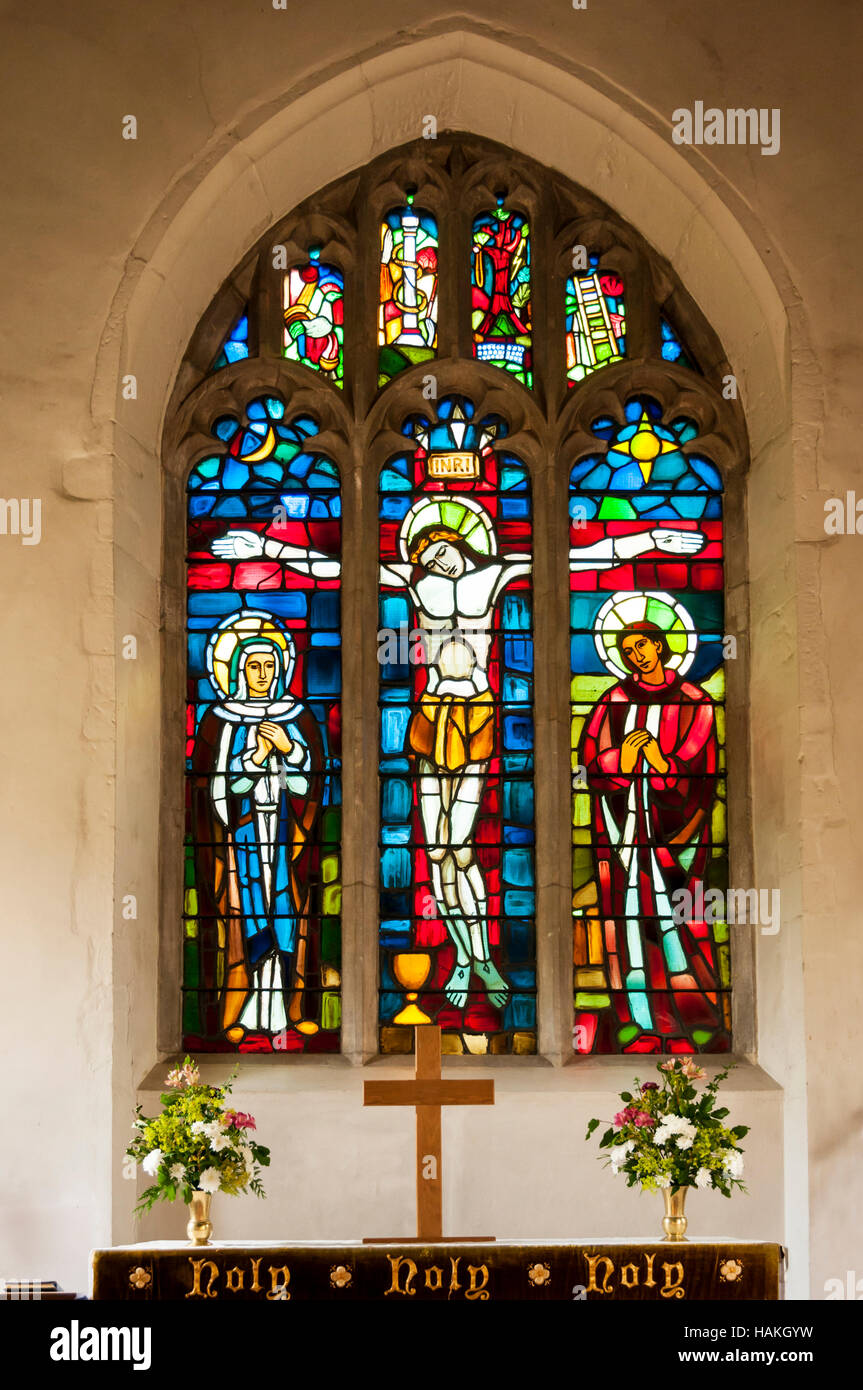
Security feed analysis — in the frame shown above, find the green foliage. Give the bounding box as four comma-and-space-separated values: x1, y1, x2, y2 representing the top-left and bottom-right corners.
124, 1056, 271, 1213
583, 1058, 747, 1198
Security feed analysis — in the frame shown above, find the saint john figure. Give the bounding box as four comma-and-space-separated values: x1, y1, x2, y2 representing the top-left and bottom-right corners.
191, 620, 322, 1044
580, 619, 721, 1047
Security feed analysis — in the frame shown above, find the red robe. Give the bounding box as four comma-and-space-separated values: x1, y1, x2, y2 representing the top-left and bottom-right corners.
580, 667, 721, 1047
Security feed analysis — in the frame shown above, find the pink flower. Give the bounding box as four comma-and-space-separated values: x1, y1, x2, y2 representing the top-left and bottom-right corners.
225, 1110, 256, 1130
614, 1105, 652, 1128
166, 1060, 201, 1090
680, 1058, 707, 1080
660, 1060, 678, 1072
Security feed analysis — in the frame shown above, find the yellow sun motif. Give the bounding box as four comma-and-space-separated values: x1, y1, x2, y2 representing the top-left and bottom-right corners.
622, 411, 677, 482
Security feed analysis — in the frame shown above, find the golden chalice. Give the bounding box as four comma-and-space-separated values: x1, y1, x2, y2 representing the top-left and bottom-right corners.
392, 952, 433, 1026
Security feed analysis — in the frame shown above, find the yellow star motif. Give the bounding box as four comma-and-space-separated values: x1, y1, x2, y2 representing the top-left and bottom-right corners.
622, 411, 677, 482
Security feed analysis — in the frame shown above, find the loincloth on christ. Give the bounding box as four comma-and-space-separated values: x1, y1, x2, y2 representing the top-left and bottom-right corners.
408, 690, 495, 771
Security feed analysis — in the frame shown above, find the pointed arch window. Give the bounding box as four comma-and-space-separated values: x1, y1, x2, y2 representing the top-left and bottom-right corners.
166, 136, 746, 1059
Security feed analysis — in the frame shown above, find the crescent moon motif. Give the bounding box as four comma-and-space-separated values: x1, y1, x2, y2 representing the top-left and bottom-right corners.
239, 426, 276, 463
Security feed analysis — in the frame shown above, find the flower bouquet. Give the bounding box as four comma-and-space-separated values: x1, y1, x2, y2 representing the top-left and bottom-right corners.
585, 1058, 748, 1239
125, 1057, 270, 1243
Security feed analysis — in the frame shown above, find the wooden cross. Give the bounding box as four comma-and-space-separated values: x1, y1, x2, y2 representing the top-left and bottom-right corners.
363, 1025, 495, 1243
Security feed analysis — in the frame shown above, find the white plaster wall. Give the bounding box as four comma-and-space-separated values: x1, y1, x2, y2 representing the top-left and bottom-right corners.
0, 3, 856, 1300
137, 1063, 784, 1250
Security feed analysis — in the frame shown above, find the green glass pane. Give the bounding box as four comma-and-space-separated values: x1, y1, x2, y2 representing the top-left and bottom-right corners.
321, 992, 342, 1031
321, 918, 341, 965
575, 992, 611, 1009
322, 884, 342, 915
598, 497, 636, 520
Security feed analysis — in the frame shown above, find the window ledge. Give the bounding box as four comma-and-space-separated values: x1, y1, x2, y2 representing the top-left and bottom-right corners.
138, 1052, 780, 1095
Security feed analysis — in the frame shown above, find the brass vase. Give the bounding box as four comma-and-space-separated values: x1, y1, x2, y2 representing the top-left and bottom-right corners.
186, 1191, 213, 1246
661, 1187, 689, 1241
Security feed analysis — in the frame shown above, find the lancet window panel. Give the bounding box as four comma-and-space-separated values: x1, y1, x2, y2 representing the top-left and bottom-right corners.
283, 253, 345, 386
378, 202, 439, 387
569, 396, 729, 1056
565, 259, 626, 385
378, 397, 537, 1057
183, 395, 343, 1054
471, 204, 532, 388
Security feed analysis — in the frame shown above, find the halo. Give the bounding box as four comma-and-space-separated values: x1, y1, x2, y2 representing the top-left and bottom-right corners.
398, 494, 496, 562
594, 591, 697, 679
206, 609, 295, 698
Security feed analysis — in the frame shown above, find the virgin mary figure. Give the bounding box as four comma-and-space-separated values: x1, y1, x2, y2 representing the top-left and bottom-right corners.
580, 592, 722, 1048
191, 610, 322, 1044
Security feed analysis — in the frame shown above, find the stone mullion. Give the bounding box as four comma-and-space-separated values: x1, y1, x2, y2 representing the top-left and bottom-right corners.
255, 245, 285, 365
626, 250, 659, 361
438, 194, 461, 363
357, 433, 384, 1062
530, 185, 555, 417
340, 181, 380, 1060
452, 200, 474, 364
337, 436, 368, 1063
532, 431, 573, 1066
351, 177, 380, 421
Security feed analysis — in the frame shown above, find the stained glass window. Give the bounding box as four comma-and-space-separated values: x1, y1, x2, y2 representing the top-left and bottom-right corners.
212, 308, 250, 371
471, 201, 532, 387
378, 200, 438, 387
175, 139, 744, 1063
569, 398, 728, 1055
184, 395, 342, 1053
378, 397, 536, 1055
660, 317, 698, 371
566, 261, 625, 384
283, 250, 344, 385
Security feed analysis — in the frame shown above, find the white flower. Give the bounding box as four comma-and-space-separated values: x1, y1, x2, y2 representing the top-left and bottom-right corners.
190, 1121, 206, 1135
609, 1140, 634, 1174
240, 1144, 254, 1167
655, 1115, 697, 1147
169, 1163, 186, 1182
141, 1148, 163, 1177
655, 1172, 672, 1189
198, 1119, 228, 1145
675, 1137, 693, 1151
695, 1167, 713, 1189
723, 1149, 744, 1179
197, 1168, 221, 1194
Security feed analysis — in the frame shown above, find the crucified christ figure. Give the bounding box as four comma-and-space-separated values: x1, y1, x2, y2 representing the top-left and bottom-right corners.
212, 518, 703, 1009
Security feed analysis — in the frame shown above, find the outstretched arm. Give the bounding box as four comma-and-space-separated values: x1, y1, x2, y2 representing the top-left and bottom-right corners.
490, 556, 532, 604
569, 527, 704, 571
212, 529, 340, 579
379, 561, 413, 588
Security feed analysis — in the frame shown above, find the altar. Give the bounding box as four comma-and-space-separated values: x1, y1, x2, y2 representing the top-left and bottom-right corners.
91, 1239, 784, 1301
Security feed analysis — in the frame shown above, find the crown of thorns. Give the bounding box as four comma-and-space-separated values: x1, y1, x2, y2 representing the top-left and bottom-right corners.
408, 526, 466, 563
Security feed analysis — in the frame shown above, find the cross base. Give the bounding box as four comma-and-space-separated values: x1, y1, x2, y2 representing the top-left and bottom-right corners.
362, 1025, 496, 1245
